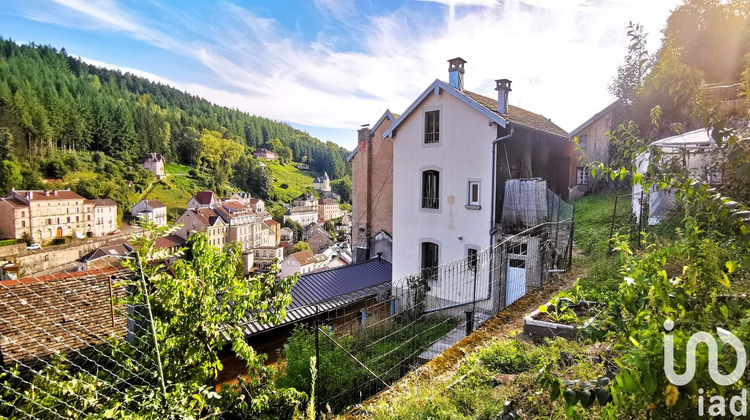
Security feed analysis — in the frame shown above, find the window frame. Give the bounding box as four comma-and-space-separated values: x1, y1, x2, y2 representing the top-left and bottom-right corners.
421, 170, 440, 210
466, 179, 481, 209
424, 110, 440, 144
421, 241, 439, 282
577, 166, 589, 185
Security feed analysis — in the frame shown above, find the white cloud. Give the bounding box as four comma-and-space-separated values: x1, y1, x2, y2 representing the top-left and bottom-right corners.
24, 0, 681, 144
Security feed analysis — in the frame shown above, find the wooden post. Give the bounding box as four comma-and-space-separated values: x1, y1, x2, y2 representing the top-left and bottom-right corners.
608, 195, 619, 254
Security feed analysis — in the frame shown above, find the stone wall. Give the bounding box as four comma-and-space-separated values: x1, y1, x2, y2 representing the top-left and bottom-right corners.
14, 235, 131, 276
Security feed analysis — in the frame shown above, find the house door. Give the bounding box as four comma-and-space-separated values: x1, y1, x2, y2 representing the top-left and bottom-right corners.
56, 227, 63, 238
505, 259, 526, 306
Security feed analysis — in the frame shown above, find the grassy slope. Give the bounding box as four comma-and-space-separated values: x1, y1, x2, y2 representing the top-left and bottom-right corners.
357, 193, 630, 419
267, 160, 319, 203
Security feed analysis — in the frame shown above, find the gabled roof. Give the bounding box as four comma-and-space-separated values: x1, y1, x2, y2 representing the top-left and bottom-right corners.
461, 90, 568, 138
241, 257, 392, 336
192, 191, 218, 205
290, 251, 317, 266
383, 79, 507, 139
382, 79, 567, 139
143, 153, 164, 163
193, 208, 225, 227
155, 234, 186, 249
568, 100, 622, 138
78, 243, 134, 262
136, 199, 166, 209
0, 197, 27, 208
87, 199, 118, 207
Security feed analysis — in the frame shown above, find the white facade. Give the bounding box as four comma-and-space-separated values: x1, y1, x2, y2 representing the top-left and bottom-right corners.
283, 208, 318, 226
391, 87, 495, 283
131, 200, 167, 226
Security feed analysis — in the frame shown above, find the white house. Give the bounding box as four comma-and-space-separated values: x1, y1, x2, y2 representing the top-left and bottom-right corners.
278, 250, 326, 278
131, 199, 167, 226
88, 199, 118, 237
142, 153, 166, 180
313, 172, 331, 192
386, 57, 568, 312
283, 207, 318, 226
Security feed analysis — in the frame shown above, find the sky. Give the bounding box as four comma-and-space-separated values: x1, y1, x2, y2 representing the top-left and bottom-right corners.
1, 0, 683, 150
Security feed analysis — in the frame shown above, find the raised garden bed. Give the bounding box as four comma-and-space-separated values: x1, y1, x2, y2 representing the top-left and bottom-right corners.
523, 300, 600, 339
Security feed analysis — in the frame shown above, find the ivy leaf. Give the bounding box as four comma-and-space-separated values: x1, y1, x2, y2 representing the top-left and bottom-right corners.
726, 260, 739, 274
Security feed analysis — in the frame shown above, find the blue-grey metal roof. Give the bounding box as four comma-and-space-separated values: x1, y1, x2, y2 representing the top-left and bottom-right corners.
241, 257, 392, 336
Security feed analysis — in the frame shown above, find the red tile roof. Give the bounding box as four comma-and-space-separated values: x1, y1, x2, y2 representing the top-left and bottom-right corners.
140, 199, 166, 208
193, 191, 218, 205
88, 199, 118, 207
1, 197, 27, 208
155, 234, 186, 249
11, 190, 84, 201
291, 251, 316, 266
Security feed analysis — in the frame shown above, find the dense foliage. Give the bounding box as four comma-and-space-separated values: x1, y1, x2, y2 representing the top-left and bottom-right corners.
0, 38, 351, 200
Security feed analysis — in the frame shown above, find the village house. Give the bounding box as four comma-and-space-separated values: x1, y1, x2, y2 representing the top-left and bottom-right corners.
0, 189, 117, 242
88, 199, 118, 237
317, 198, 345, 221
76, 243, 133, 271
348, 110, 398, 262
279, 227, 294, 243
253, 246, 285, 269
385, 58, 569, 312
187, 191, 220, 210
263, 219, 281, 246
283, 206, 318, 226
175, 208, 229, 249
308, 229, 334, 253
131, 199, 167, 226
142, 153, 166, 180
292, 192, 318, 209
567, 101, 624, 198
216, 201, 255, 253
252, 148, 278, 160
278, 250, 327, 278
248, 198, 265, 213
229, 192, 253, 206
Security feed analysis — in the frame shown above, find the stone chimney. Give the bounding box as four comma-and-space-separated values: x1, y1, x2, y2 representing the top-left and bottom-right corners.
495, 79, 512, 114
448, 57, 467, 91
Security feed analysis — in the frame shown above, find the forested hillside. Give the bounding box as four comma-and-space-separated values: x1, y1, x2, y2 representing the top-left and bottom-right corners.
0, 38, 351, 202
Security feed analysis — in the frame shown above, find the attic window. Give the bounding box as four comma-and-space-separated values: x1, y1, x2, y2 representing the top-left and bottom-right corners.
424, 110, 440, 144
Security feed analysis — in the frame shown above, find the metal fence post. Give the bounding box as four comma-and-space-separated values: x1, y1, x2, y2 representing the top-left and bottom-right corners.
638, 191, 644, 249
315, 305, 320, 419
568, 204, 575, 269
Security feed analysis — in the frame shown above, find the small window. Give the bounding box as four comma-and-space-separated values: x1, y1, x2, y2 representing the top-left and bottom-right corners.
467, 248, 478, 270
468, 181, 480, 206
578, 135, 588, 149
424, 110, 440, 144
577, 167, 589, 185
421, 242, 439, 270
21, 221, 26, 228
422, 170, 440, 209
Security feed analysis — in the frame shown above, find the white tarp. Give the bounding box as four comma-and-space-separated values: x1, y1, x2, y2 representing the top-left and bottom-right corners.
633, 128, 718, 225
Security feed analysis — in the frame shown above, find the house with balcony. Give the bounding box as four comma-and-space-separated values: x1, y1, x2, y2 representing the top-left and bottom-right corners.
131, 199, 167, 226
386, 57, 569, 313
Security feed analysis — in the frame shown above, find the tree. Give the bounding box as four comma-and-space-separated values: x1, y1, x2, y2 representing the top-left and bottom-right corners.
0, 127, 12, 161
0, 160, 22, 194
331, 176, 352, 204
608, 22, 653, 108
293, 241, 311, 253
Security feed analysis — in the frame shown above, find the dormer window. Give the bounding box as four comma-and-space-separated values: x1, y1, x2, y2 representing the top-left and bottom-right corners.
424, 110, 440, 144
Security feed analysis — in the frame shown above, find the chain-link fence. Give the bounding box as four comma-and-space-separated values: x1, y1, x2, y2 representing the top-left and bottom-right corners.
0, 259, 168, 419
